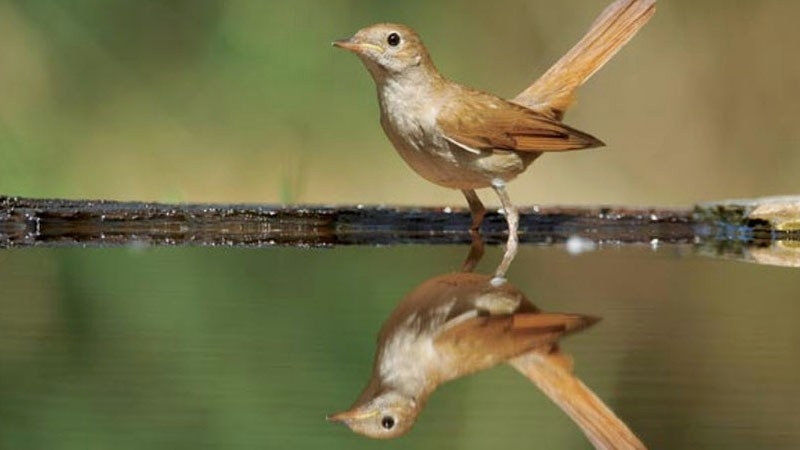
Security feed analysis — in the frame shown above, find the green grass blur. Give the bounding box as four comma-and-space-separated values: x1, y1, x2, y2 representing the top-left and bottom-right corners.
1, 0, 798, 206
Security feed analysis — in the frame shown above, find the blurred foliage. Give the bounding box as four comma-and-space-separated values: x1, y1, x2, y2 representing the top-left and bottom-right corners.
0, 0, 798, 205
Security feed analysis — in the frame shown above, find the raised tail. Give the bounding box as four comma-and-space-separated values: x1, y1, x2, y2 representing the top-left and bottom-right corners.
513, 0, 656, 120
509, 350, 648, 450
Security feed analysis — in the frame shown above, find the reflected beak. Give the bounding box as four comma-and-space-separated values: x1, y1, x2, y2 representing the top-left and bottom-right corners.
332, 38, 383, 54
326, 408, 376, 423
326, 411, 350, 423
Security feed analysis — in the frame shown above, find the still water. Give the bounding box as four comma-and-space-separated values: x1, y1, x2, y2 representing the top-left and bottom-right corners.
1, 244, 798, 449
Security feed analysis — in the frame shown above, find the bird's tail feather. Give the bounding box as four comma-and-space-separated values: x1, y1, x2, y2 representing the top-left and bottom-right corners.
514, 0, 656, 120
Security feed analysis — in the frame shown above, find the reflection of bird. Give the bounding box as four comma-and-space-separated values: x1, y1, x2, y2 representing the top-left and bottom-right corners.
328, 272, 599, 439
334, 0, 656, 280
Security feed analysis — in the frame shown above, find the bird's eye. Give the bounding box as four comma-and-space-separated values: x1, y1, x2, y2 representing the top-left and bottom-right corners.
380, 415, 396, 430
387, 32, 401, 47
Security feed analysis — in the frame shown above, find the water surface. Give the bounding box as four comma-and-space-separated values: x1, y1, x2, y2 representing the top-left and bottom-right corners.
1, 244, 798, 449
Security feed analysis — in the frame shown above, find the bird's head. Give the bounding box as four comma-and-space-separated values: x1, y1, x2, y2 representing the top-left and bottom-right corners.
333, 23, 435, 81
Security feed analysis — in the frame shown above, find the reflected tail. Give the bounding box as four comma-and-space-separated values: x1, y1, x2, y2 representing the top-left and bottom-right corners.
509, 351, 647, 450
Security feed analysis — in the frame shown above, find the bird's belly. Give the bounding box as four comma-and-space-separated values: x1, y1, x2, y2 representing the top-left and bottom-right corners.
387, 132, 541, 190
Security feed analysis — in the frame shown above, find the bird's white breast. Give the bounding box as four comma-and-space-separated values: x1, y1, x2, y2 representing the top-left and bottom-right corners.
379, 78, 444, 153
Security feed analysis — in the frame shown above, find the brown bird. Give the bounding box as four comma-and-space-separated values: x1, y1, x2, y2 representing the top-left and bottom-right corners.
327, 272, 646, 448
333, 0, 656, 280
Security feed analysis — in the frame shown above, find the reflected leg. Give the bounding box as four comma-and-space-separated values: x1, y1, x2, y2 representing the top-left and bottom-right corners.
490, 178, 518, 283
460, 229, 485, 273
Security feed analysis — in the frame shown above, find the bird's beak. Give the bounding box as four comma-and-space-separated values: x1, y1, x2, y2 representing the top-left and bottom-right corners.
332, 38, 383, 54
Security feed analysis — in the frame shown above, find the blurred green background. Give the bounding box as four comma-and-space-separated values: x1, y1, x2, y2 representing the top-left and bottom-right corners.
1, 0, 798, 206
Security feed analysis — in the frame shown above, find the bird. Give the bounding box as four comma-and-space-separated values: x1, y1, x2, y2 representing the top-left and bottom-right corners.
333, 0, 656, 281
326, 271, 634, 444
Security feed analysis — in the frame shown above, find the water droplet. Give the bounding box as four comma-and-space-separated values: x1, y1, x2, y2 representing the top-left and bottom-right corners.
566, 235, 597, 255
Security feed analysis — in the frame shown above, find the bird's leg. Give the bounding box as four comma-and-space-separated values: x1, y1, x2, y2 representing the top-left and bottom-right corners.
461, 189, 486, 232
460, 189, 486, 273
490, 178, 519, 284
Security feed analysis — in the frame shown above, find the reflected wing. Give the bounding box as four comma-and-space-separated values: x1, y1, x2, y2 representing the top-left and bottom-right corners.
437, 95, 604, 153
435, 311, 599, 358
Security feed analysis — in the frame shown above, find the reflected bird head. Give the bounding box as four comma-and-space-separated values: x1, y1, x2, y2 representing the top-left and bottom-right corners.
327, 390, 419, 439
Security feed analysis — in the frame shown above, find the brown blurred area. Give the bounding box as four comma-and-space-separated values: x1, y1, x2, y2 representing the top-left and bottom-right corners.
1, 0, 798, 206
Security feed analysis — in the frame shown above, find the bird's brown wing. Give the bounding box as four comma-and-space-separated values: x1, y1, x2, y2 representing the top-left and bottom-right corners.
437, 95, 604, 153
